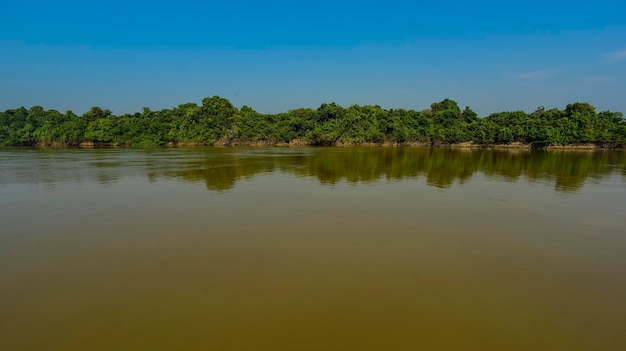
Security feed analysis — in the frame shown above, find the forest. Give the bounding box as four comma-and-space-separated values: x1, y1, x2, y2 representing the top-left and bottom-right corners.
1, 96, 624, 147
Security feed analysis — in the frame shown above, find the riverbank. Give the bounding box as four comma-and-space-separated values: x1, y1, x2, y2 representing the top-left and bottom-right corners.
21, 140, 624, 149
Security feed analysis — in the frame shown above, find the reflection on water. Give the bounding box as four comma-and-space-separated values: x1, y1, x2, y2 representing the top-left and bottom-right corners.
0, 147, 624, 192
1, 147, 625, 351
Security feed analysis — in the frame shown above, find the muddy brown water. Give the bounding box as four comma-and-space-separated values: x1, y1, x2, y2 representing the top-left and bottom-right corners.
1, 147, 625, 350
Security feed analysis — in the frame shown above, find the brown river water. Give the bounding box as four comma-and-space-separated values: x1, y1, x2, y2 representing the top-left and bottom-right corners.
1, 147, 625, 350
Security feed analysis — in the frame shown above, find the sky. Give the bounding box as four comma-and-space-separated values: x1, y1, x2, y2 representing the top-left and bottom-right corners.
1, 0, 625, 116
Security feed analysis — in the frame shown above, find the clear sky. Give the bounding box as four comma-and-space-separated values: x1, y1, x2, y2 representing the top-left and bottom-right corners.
1, 0, 625, 116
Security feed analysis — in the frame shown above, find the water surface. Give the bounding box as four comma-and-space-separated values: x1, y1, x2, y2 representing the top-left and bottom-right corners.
1, 147, 625, 350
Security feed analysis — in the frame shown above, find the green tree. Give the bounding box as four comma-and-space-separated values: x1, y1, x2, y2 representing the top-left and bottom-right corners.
431, 98, 461, 113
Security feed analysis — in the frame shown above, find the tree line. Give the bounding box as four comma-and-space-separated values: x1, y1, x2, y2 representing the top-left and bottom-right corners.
1, 96, 625, 147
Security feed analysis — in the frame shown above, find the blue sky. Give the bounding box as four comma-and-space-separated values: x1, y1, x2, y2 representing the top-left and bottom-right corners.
1, 0, 625, 116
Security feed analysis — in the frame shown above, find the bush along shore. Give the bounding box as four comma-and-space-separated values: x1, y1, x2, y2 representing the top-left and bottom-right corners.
1, 97, 625, 148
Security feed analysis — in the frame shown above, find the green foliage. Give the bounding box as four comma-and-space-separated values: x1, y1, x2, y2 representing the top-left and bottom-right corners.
431, 98, 461, 113
462, 106, 478, 123
0, 97, 624, 147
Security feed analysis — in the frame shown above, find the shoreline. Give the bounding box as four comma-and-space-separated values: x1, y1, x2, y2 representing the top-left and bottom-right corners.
15, 140, 625, 150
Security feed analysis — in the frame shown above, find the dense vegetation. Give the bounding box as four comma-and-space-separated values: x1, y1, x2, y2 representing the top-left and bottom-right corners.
1, 96, 624, 147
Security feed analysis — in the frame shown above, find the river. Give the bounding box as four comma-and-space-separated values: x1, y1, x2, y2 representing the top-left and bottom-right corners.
1, 147, 625, 350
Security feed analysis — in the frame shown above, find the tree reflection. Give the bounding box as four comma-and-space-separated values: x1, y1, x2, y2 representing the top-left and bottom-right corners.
165, 148, 625, 192
2, 148, 623, 192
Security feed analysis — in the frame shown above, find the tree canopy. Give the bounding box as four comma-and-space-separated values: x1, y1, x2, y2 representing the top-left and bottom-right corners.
1, 97, 624, 147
